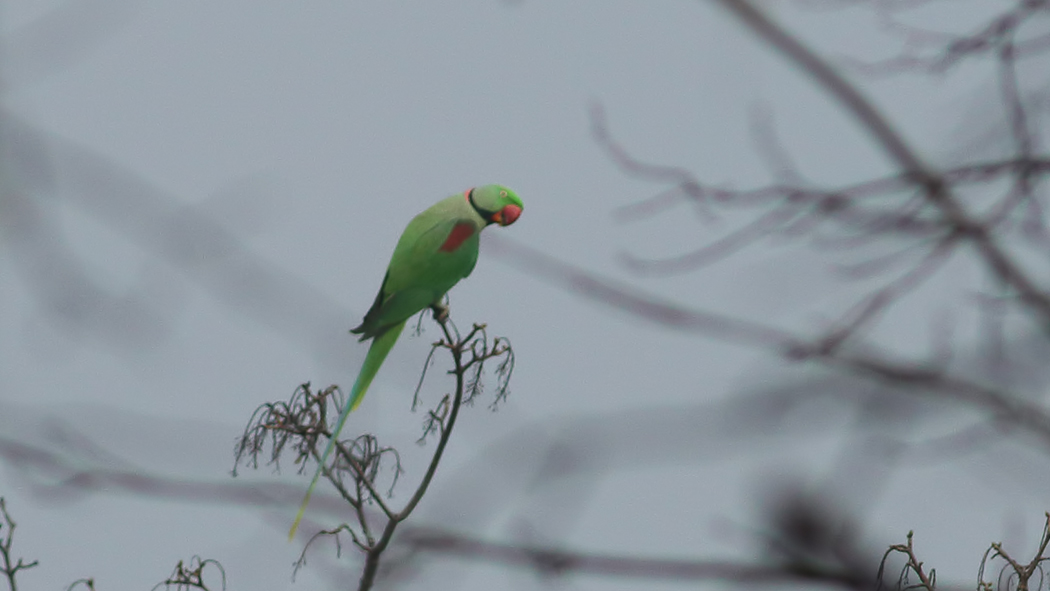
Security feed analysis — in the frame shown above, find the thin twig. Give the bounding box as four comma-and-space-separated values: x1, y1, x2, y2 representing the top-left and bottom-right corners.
0, 498, 39, 591
879, 531, 935, 591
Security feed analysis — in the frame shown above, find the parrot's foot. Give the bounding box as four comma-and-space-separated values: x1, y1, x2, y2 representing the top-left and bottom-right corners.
430, 302, 450, 324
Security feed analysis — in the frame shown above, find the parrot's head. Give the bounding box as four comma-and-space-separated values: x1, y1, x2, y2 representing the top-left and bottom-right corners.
469, 184, 523, 227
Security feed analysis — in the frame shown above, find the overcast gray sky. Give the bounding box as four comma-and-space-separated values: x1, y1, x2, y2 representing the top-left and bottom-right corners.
2, 1, 1049, 589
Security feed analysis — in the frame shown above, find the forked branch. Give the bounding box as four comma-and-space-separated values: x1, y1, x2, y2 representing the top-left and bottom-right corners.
233, 310, 513, 591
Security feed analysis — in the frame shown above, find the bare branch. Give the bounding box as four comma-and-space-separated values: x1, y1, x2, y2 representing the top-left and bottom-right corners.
0, 499, 38, 591
977, 513, 1050, 591
151, 556, 226, 591
879, 531, 936, 591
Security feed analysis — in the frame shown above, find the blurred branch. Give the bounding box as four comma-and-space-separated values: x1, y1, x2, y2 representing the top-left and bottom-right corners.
855, 0, 1050, 73
512, 1, 1050, 487
488, 233, 797, 345
0, 112, 358, 369
490, 234, 1050, 448
1, 0, 146, 90
0, 431, 298, 508
0, 380, 1031, 590
400, 527, 868, 587
718, 0, 929, 174
391, 490, 888, 589
714, 0, 1050, 330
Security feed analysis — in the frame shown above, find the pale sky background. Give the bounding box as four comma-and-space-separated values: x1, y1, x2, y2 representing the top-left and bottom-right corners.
1, 0, 1049, 589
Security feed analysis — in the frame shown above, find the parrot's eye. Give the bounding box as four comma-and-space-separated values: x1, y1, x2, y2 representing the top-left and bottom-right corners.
500, 190, 507, 198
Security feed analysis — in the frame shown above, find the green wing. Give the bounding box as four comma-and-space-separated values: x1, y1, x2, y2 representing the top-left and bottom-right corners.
352, 198, 482, 340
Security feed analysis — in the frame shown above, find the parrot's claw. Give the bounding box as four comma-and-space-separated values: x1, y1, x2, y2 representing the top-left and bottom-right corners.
430, 302, 450, 324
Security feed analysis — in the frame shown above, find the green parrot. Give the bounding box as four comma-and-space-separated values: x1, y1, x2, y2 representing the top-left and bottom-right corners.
288, 184, 523, 539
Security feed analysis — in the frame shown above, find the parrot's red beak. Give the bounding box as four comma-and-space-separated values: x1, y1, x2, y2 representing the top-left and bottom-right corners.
493, 204, 522, 226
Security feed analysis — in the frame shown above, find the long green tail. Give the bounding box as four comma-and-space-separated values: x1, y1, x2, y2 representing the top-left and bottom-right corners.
287, 320, 406, 541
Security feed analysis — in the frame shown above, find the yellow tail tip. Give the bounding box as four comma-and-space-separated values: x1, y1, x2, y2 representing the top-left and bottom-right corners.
288, 496, 310, 542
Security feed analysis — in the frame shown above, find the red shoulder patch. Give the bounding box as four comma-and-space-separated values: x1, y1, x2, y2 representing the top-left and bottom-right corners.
439, 222, 476, 252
